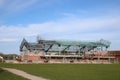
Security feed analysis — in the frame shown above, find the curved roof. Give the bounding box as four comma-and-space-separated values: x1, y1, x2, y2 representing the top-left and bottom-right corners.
20, 38, 111, 52
55, 39, 110, 48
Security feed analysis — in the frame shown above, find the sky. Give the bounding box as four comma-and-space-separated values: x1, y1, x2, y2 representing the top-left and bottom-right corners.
0, 0, 120, 54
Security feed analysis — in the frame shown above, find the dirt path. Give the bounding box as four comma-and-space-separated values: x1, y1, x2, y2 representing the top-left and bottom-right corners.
2, 68, 49, 80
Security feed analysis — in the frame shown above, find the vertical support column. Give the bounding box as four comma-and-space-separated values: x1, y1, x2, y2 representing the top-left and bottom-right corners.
77, 46, 80, 63
23, 51, 25, 62
107, 48, 110, 64
58, 45, 61, 55
108, 57, 110, 64
58, 45, 61, 62
106, 47, 107, 53
21, 52, 24, 62
37, 50, 39, 63
49, 52, 51, 63
63, 57, 65, 63
78, 46, 80, 56
82, 46, 85, 59
85, 47, 88, 59
27, 50, 29, 62
117, 58, 119, 64
98, 56, 100, 64
97, 47, 100, 64
101, 46, 103, 51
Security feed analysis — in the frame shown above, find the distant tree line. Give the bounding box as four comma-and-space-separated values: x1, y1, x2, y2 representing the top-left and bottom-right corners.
0, 52, 19, 60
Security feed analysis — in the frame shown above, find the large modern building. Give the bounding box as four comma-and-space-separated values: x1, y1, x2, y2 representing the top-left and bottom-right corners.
20, 38, 114, 63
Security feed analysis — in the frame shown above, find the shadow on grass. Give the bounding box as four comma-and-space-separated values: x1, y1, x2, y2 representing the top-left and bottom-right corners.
0, 68, 4, 73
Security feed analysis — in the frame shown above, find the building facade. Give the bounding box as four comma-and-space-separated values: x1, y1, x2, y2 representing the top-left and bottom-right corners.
108, 50, 120, 63
20, 38, 113, 63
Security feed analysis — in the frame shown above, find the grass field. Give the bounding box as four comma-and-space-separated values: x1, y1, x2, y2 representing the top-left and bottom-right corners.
0, 68, 28, 80
0, 63, 120, 80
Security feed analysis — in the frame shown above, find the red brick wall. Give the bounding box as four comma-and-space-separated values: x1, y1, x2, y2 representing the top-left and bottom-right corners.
108, 50, 120, 58
23, 55, 42, 61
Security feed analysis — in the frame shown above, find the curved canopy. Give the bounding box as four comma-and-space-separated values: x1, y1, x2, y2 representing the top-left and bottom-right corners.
20, 39, 111, 53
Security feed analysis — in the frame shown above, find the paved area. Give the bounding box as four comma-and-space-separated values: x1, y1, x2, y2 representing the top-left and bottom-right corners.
2, 68, 49, 80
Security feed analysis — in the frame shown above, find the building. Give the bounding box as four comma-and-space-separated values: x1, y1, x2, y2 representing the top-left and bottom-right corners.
108, 50, 120, 63
20, 38, 112, 63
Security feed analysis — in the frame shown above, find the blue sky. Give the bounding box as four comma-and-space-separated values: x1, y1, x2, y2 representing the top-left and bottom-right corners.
0, 0, 120, 54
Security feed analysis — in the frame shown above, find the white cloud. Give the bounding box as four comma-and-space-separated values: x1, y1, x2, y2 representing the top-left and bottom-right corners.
0, 38, 17, 42
0, 15, 120, 42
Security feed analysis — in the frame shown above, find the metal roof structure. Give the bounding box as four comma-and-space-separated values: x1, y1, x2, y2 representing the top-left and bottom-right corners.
20, 39, 43, 51
20, 38, 111, 53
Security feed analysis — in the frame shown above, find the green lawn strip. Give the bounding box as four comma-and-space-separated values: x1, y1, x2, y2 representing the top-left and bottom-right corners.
0, 67, 28, 80
0, 63, 120, 80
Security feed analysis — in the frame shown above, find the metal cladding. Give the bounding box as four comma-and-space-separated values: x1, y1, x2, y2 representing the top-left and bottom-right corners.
20, 38, 110, 53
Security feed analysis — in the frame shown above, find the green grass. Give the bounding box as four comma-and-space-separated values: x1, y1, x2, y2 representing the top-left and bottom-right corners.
0, 68, 28, 80
0, 63, 120, 80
